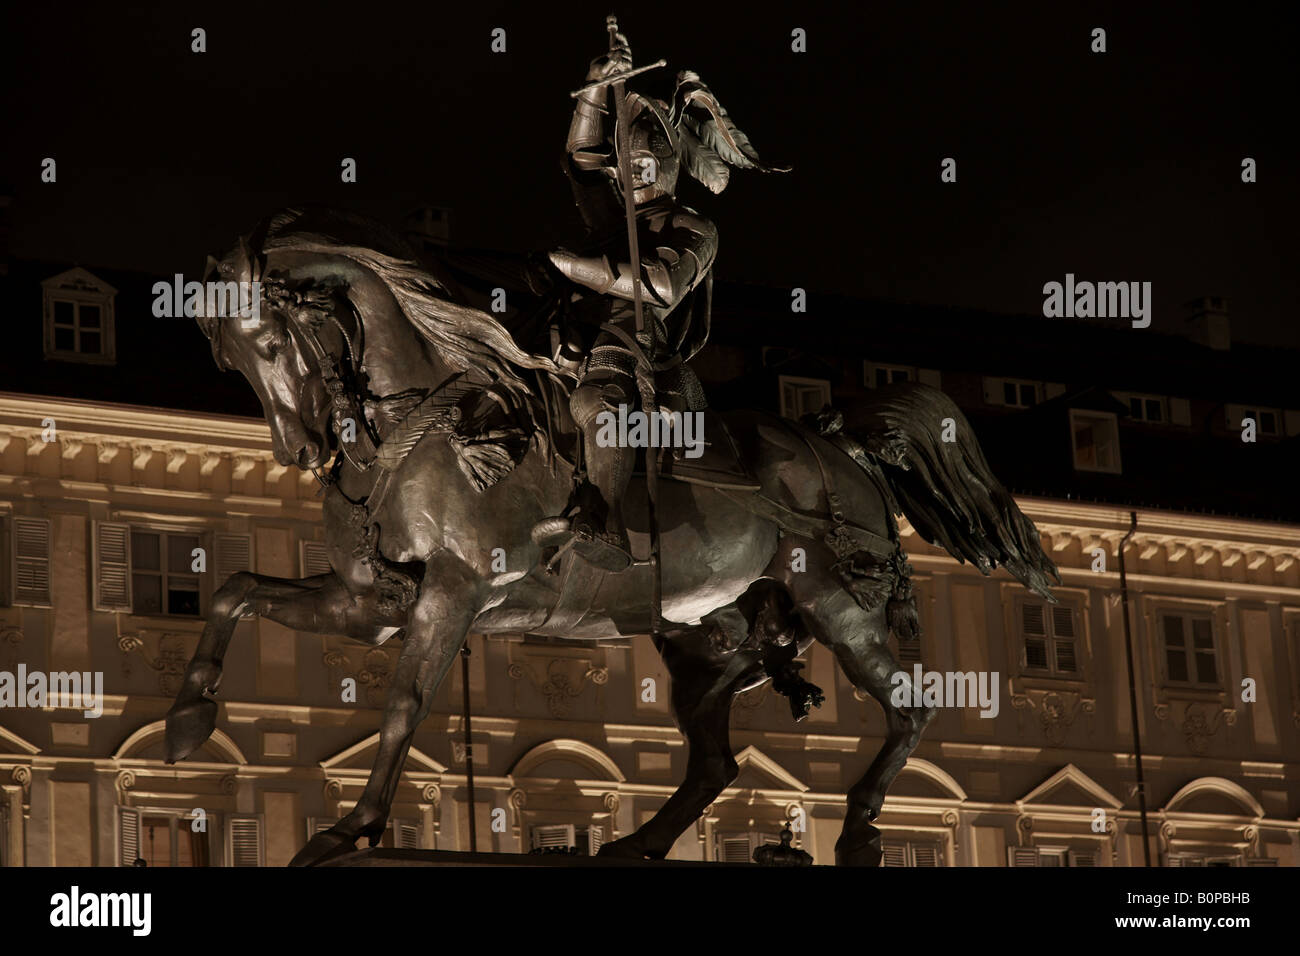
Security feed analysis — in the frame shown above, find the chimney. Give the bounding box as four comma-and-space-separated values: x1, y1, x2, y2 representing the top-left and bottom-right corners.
402, 203, 451, 250
1185, 296, 1230, 350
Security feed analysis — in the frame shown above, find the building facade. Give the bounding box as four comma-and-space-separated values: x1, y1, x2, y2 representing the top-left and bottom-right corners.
1, 263, 1297, 867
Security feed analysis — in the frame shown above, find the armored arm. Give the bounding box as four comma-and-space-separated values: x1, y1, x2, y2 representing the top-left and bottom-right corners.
549, 210, 717, 310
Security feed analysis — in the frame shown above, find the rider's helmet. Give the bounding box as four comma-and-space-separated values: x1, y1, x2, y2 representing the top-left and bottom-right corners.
613, 94, 681, 205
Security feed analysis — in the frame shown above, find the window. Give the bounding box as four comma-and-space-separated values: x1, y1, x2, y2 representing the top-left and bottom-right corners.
1008, 847, 1098, 866
94, 522, 206, 616
1160, 612, 1219, 687
714, 829, 780, 863
529, 823, 604, 856
1116, 392, 1167, 423
1020, 601, 1079, 675
131, 530, 202, 616
41, 268, 116, 363
864, 362, 915, 388
1070, 409, 1122, 473
882, 839, 944, 866
984, 377, 1040, 408
1227, 404, 1281, 437
778, 376, 832, 420
117, 808, 210, 867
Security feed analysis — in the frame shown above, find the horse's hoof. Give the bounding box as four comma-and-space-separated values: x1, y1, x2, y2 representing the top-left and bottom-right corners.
289, 829, 362, 867
163, 696, 218, 764
596, 837, 648, 860
834, 824, 883, 866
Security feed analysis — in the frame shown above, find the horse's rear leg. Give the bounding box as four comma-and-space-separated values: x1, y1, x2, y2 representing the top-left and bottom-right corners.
165, 571, 402, 763
804, 588, 936, 865
599, 622, 761, 860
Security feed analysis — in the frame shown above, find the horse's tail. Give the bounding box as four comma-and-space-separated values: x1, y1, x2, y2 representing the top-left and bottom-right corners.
810, 382, 1059, 603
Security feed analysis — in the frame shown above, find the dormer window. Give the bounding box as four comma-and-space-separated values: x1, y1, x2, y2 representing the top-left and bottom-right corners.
42, 267, 116, 364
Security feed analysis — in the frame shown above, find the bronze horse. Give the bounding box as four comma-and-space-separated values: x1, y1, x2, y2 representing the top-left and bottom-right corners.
164, 206, 1057, 866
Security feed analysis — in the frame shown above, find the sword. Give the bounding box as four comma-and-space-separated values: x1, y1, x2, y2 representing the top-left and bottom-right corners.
602, 15, 664, 639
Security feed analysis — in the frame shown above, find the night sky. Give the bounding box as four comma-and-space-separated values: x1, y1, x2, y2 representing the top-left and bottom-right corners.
3, 1, 1296, 345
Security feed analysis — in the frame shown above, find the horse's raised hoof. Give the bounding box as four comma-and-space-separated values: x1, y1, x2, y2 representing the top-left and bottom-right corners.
596, 836, 651, 860
834, 824, 883, 866
163, 695, 218, 764
289, 828, 362, 867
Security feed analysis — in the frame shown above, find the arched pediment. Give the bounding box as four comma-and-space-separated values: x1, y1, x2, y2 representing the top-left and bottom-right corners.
1164, 777, 1263, 818
509, 739, 625, 782
114, 720, 246, 765
891, 757, 967, 801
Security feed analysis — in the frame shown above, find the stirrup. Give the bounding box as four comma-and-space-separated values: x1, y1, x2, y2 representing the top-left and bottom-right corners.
572, 524, 632, 572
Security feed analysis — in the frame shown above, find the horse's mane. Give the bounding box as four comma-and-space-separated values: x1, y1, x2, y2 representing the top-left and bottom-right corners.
251, 207, 574, 478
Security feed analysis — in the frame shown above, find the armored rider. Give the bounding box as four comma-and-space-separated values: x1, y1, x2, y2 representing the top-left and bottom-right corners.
543, 30, 786, 572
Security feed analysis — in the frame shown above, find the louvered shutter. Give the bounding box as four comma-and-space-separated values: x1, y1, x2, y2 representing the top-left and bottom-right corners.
881, 842, 909, 867
118, 807, 141, 866
1008, 847, 1040, 867
306, 818, 334, 840
1051, 605, 1078, 673
301, 541, 332, 577
912, 843, 943, 867
1069, 849, 1098, 867
93, 521, 132, 611
719, 835, 751, 863
227, 815, 264, 867
0, 799, 7, 867
1022, 603, 1048, 669
214, 533, 252, 584
531, 824, 574, 851
392, 819, 420, 849
12, 517, 52, 605
587, 825, 604, 855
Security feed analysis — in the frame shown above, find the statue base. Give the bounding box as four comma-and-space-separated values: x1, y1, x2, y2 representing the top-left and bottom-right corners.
321, 848, 724, 867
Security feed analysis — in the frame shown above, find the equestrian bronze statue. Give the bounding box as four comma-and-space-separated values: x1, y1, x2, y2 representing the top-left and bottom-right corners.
164, 28, 1058, 868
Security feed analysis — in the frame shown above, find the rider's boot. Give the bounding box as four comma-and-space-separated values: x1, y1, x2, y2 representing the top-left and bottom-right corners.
569, 434, 634, 572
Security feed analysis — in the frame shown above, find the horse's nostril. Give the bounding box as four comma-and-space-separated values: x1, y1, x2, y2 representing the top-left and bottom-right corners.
297, 444, 319, 467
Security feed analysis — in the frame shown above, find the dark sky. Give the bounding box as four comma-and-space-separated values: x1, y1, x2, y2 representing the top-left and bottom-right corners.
3, 1, 1296, 345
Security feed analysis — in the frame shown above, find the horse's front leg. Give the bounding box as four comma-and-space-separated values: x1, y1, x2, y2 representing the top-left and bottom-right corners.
165, 571, 402, 763
290, 551, 485, 866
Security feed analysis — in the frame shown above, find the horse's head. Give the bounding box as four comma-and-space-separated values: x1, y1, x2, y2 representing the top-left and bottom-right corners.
198, 239, 340, 472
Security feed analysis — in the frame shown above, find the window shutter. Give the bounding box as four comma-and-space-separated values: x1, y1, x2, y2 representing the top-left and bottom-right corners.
301, 541, 332, 577
392, 819, 420, 849
911, 843, 942, 867
1022, 603, 1048, 669
1008, 847, 1040, 867
1069, 849, 1098, 867
214, 533, 252, 583
587, 825, 604, 856
1169, 398, 1192, 427
882, 842, 909, 867
1246, 857, 1278, 867
719, 835, 752, 863
306, 818, 334, 840
227, 815, 264, 867
531, 824, 574, 851
917, 368, 942, 388
12, 517, 52, 605
0, 799, 7, 867
1051, 605, 1078, 673
118, 807, 141, 866
93, 521, 132, 611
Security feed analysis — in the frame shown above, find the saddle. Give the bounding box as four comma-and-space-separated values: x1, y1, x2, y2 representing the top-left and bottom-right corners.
631, 407, 760, 491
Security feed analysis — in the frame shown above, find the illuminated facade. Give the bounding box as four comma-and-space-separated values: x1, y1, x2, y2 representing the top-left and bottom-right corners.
1, 267, 1297, 867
